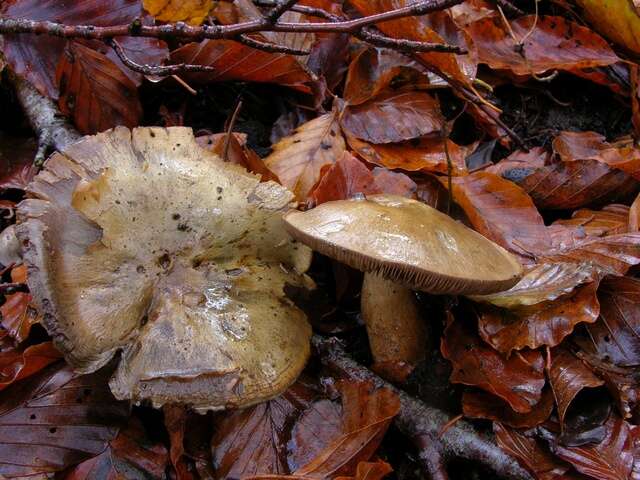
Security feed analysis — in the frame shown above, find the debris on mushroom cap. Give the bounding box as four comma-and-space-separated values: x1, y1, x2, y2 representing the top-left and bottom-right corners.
15, 126, 313, 411
283, 194, 523, 295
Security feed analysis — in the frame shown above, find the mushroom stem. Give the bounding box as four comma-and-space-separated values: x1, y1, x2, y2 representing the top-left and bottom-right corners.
361, 273, 426, 380
313, 336, 533, 480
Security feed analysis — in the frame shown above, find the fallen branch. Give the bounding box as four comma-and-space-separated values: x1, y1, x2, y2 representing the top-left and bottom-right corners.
313, 336, 533, 480
9, 73, 80, 166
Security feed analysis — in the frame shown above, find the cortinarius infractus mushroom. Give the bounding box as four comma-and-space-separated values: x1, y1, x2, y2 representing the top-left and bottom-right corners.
283, 195, 523, 373
16, 127, 313, 411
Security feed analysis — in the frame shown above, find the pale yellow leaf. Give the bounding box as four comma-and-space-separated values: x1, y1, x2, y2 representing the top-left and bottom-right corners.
143, 0, 213, 25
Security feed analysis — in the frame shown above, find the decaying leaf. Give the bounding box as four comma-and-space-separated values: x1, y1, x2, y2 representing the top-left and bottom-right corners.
0, 291, 39, 343
17, 127, 313, 411
0, 342, 61, 391
463, 389, 554, 429
441, 318, 545, 413
143, 0, 213, 25
0, 362, 130, 478
264, 110, 346, 201
576, 0, 640, 55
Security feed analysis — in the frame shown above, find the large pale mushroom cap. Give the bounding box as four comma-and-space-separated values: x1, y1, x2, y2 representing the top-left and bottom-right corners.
16, 127, 313, 411
283, 195, 522, 295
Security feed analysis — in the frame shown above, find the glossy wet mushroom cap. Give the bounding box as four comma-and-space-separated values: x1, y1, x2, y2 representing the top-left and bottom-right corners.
283, 194, 523, 295
16, 126, 313, 411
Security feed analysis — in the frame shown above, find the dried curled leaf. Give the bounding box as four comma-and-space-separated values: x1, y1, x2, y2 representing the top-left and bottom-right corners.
143, 0, 213, 25
463, 389, 554, 429
17, 127, 313, 411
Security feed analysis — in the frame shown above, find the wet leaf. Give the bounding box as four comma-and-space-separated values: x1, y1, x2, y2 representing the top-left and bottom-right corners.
465, 16, 618, 75
549, 205, 630, 250
309, 152, 415, 205
335, 461, 393, 480
471, 262, 596, 308
0, 292, 39, 343
477, 281, 600, 354
551, 416, 634, 480
463, 388, 554, 428
170, 40, 313, 93
576, 0, 640, 55
0, 343, 61, 391
441, 318, 545, 413
549, 348, 604, 426
0, 134, 38, 191
630, 192, 640, 231
447, 171, 551, 259
264, 110, 346, 201
56, 41, 142, 134
0, 362, 130, 477
163, 404, 192, 480
495, 423, 574, 479
64, 417, 169, 479
143, 0, 213, 25
583, 276, 640, 367
340, 91, 443, 144
348, 135, 472, 176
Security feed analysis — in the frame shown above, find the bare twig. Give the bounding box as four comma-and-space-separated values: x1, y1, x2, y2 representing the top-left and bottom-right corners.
223, 97, 244, 162
313, 336, 533, 480
237, 34, 309, 55
9, 73, 80, 166
265, 0, 300, 23
496, 0, 526, 16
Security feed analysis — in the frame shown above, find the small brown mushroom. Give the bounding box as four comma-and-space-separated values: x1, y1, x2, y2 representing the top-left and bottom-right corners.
16, 126, 313, 411
283, 195, 523, 374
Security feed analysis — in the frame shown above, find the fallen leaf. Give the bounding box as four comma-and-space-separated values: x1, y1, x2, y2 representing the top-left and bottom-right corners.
549, 205, 630, 250
264, 110, 346, 201
549, 348, 604, 426
582, 276, 640, 367
170, 40, 314, 93
64, 417, 169, 479
340, 91, 443, 144
447, 171, 551, 259
0, 133, 38, 190
348, 134, 472, 176
494, 423, 573, 479
143, 0, 213, 25
0, 362, 130, 477
0, 343, 61, 391
163, 404, 192, 480
550, 416, 634, 480
441, 318, 545, 413
56, 41, 142, 134
477, 281, 600, 354
465, 16, 619, 75
575, 0, 640, 55
470, 262, 596, 308
309, 152, 415, 205
0, 292, 39, 343
463, 388, 554, 428
335, 461, 393, 480
630, 191, 640, 231
0, 0, 156, 98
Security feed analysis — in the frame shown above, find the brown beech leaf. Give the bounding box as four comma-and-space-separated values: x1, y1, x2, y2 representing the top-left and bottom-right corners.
340, 91, 443, 144
463, 388, 554, 429
470, 262, 596, 308
494, 423, 574, 479
0, 0, 162, 98
310, 152, 415, 205
441, 319, 545, 413
143, 0, 213, 25
211, 381, 317, 479
492, 154, 638, 211
0, 292, 39, 343
348, 135, 472, 176
343, 47, 431, 106
0, 133, 38, 191
293, 381, 400, 478
549, 205, 630, 250
56, 41, 142, 134
582, 276, 640, 367
0, 342, 62, 391
553, 131, 640, 180
335, 461, 393, 480
447, 171, 551, 259
64, 417, 169, 480
0, 362, 130, 477
170, 40, 313, 93
541, 233, 640, 275
549, 348, 604, 426
348, 0, 474, 87
264, 111, 346, 201
465, 16, 618, 75
630, 192, 640, 231
197, 132, 279, 183
477, 281, 600, 354
163, 404, 192, 480
551, 416, 634, 480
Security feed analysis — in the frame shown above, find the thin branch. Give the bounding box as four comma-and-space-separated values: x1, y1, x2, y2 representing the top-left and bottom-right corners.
236, 34, 309, 55
313, 336, 533, 480
496, 0, 526, 16
9, 73, 80, 166
358, 27, 466, 54
109, 39, 215, 75
265, 0, 300, 23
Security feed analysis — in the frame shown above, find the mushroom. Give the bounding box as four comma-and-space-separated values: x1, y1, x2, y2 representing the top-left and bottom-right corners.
16, 126, 313, 411
283, 195, 523, 375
